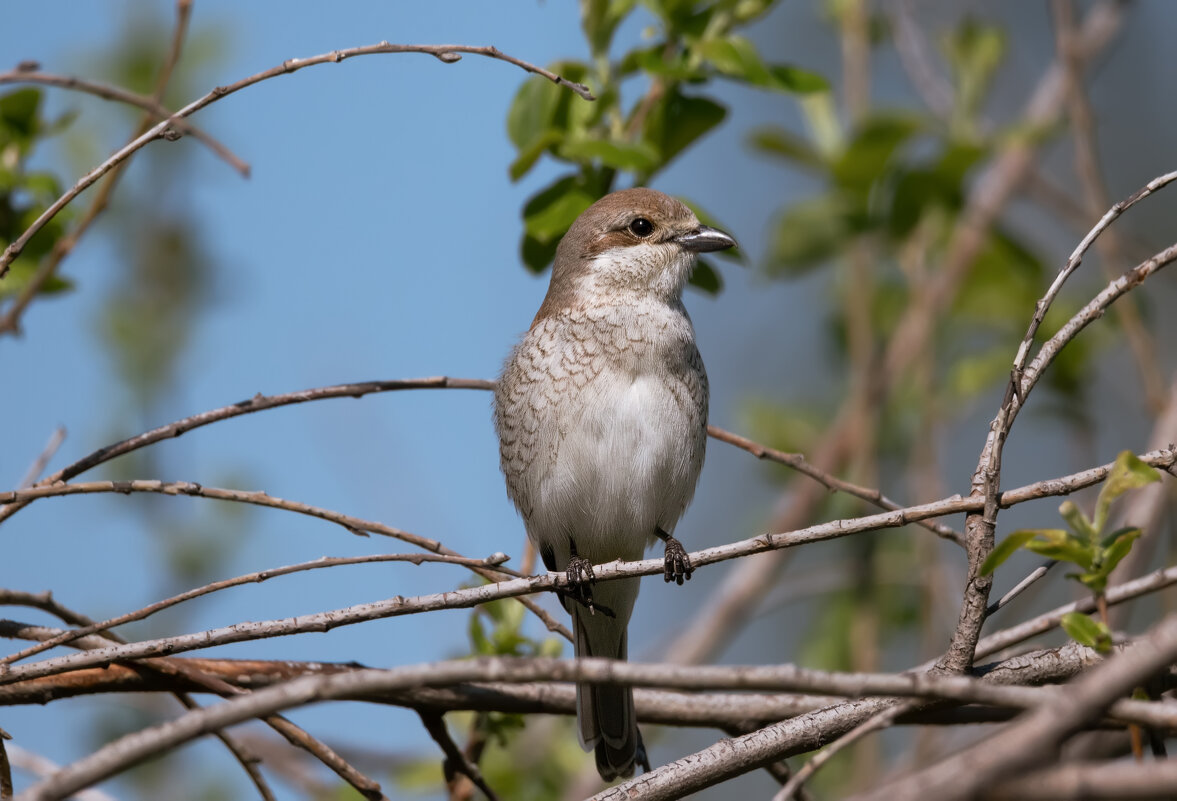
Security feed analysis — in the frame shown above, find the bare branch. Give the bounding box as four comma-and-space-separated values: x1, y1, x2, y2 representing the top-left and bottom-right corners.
984, 759, 1177, 800
417, 711, 501, 801
16, 644, 1177, 801
708, 425, 965, 546
851, 614, 1177, 801
3, 551, 513, 666
15, 428, 65, 490
0, 43, 592, 278
0, 70, 248, 176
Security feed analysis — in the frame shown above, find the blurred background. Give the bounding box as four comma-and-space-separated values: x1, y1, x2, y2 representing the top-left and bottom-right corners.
2, 1, 1176, 798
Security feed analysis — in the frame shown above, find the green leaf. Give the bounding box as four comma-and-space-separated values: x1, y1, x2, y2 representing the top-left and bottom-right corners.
697, 35, 774, 85
617, 44, 702, 81
767, 64, 830, 94
1100, 527, 1142, 575
581, 0, 638, 57
766, 193, 858, 276
1023, 529, 1094, 571
0, 258, 74, 298
0, 88, 42, 146
747, 126, 825, 171
1060, 612, 1110, 653
980, 530, 1040, 575
1094, 450, 1162, 532
522, 175, 598, 243
521, 233, 560, 274
943, 17, 1005, 123
688, 257, 722, 294
832, 113, 922, 194
558, 137, 660, 172
641, 87, 726, 173
507, 129, 563, 181
1058, 500, 1097, 543
506, 62, 592, 179
696, 36, 827, 94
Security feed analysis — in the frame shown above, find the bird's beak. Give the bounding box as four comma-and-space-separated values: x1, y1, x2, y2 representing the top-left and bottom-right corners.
676, 225, 737, 253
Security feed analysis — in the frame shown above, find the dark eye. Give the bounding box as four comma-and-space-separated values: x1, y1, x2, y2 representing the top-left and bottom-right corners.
628, 217, 654, 237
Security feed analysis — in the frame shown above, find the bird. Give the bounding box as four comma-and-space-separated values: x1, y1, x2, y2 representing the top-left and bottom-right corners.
494, 187, 736, 780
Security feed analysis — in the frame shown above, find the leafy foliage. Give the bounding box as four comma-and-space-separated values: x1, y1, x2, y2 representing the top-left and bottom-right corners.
982, 451, 1161, 652
505, 0, 825, 289
0, 89, 76, 300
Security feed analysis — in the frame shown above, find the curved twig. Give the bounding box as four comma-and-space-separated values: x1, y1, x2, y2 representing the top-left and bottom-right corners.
0, 43, 592, 278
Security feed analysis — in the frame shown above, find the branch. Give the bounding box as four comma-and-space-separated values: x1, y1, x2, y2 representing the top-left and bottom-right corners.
851, 613, 1177, 801
2, 551, 513, 666
984, 759, 1177, 800
0, 70, 248, 176
0, 43, 592, 278
15, 647, 1177, 801
3, 445, 1174, 687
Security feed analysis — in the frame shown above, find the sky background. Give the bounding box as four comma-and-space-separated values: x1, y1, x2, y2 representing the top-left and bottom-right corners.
3, 2, 1176, 799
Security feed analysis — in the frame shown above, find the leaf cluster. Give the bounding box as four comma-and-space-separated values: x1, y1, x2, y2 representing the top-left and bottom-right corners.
508, 0, 827, 291
982, 451, 1162, 652
0, 88, 76, 300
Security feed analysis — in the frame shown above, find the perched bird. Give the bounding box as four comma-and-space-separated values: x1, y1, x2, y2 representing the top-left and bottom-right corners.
494, 187, 736, 780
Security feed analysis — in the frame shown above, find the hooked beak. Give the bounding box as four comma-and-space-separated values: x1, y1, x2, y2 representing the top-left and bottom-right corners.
676, 225, 738, 253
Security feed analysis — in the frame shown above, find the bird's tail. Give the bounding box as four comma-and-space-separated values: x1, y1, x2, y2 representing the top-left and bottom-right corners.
572, 601, 643, 781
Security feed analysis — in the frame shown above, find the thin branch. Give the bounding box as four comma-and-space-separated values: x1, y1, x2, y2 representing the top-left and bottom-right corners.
0, 376, 493, 526
0, 43, 592, 278
986, 560, 1058, 616
775, 702, 912, 800
707, 425, 965, 546
3, 744, 117, 801
417, 711, 501, 801
0, 71, 247, 176
2, 551, 516, 666
15, 428, 65, 490
984, 758, 1177, 800
1052, 0, 1166, 411
975, 563, 1177, 661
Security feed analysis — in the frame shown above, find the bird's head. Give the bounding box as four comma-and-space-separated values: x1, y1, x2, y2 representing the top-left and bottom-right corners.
545, 187, 737, 307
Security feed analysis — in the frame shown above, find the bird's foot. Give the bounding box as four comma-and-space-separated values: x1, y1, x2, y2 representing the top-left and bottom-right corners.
661, 535, 693, 585
566, 554, 597, 613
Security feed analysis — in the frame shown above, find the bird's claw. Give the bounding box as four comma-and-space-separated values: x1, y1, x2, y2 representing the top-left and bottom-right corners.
566, 554, 596, 612
662, 536, 693, 585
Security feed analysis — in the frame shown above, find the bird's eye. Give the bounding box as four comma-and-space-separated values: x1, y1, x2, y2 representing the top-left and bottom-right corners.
628, 217, 654, 237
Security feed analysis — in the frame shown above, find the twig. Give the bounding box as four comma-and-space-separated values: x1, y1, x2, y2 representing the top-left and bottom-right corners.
986, 560, 1058, 616
0, 71, 247, 176
3, 744, 117, 801
0, 376, 493, 526
1052, 0, 1166, 411
775, 701, 912, 800
975, 563, 1177, 661
2, 551, 516, 666
15, 428, 65, 490
0, 43, 592, 278
707, 425, 965, 546
417, 711, 500, 801
984, 758, 1177, 799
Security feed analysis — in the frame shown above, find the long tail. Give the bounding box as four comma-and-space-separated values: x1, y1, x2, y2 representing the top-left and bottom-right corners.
573, 602, 641, 780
